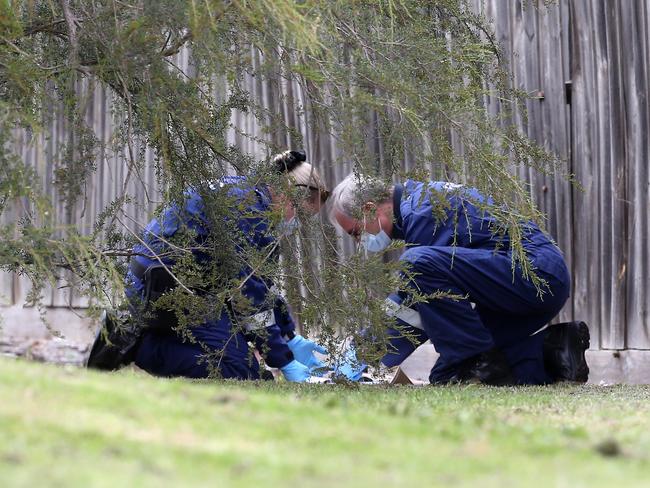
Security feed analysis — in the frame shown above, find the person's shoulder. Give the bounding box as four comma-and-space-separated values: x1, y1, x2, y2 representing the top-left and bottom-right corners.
219, 176, 272, 212
209, 176, 254, 201
404, 179, 462, 192
215, 175, 248, 194
429, 181, 463, 192
402, 179, 426, 194
404, 179, 462, 200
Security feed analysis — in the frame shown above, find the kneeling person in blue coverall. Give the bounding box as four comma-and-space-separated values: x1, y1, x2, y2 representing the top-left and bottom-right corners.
88, 151, 328, 383
329, 174, 589, 385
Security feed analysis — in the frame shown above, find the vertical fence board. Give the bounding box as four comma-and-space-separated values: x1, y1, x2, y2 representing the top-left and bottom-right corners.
537, 2, 574, 321
569, 0, 602, 348
623, 0, 650, 349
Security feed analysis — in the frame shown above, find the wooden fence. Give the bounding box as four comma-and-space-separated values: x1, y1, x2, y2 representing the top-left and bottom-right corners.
477, 0, 650, 351
3, 0, 650, 354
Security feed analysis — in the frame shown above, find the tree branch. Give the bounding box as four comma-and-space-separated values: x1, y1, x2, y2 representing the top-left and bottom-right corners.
160, 31, 193, 57
60, 0, 79, 68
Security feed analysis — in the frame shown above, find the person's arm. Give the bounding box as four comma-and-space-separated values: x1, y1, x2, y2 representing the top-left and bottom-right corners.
241, 322, 308, 382
273, 295, 297, 340
236, 274, 295, 369
379, 293, 428, 366
232, 275, 310, 382
240, 274, 327, 372
335, 293, 428, 380
229, 183, 322, 378
236, 277, 310, 382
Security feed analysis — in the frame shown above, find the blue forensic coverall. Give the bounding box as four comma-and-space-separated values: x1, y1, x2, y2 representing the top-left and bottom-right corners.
381, 180, 570, 385
125, 176, 297, 379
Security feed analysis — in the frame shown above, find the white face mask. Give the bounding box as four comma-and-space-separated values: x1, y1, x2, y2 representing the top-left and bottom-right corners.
360, 216, 391, 253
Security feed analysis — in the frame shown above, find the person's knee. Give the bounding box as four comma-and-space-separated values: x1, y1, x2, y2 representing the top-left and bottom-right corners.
400, 247, 454, 290
400, 247, 425, 268
220, 359, 261, 380
134, 333, 164, 374
401, 247, 451, 272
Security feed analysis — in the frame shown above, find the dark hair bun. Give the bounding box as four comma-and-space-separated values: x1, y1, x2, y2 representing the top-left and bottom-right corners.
273, 149, 307, 174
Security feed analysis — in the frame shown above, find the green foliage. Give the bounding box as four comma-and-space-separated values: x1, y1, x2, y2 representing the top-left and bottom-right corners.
0, 1, 567, 370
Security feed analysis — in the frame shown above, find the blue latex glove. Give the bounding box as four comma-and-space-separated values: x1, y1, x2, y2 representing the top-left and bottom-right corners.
280, 360, 311, 382
287, 335, 328, 371
334, 344, 367, 381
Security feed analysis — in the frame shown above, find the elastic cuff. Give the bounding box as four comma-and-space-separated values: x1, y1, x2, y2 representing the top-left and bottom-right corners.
283, 330, 297, 342
245, 310, 276, 331
275, 355, 294, 370
384, 296, 424, 330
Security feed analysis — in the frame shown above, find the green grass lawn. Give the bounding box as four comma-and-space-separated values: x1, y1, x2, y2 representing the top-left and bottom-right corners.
1, 358, 649, 487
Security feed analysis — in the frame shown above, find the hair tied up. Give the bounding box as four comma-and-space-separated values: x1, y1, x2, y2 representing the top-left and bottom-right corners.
272, 149, 307, 174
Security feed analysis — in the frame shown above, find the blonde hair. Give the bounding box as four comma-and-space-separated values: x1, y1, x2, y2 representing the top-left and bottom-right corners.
271, 149, 328, 195
288, 162, 327, 192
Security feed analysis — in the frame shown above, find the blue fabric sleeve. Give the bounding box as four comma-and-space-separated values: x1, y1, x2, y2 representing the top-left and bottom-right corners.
247, 324, 294, 369
230, 185, 297, 353
273, 296, 297, 337
238, 273, 297, 337
238, 274, 295, 369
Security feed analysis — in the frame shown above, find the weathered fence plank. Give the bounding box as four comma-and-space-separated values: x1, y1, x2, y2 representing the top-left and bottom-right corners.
622, 0, 650, 349
569, 0, 603, 348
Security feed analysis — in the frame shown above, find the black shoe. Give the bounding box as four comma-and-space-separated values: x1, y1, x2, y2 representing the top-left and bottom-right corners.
445, 348, 515, 386
543, 321, 590, 383
86, 310, 141, 371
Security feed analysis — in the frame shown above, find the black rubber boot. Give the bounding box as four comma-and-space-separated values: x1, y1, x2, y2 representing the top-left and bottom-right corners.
443, 348, 515, 386
86, 310, 141, 371
543, 321, 590, 383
